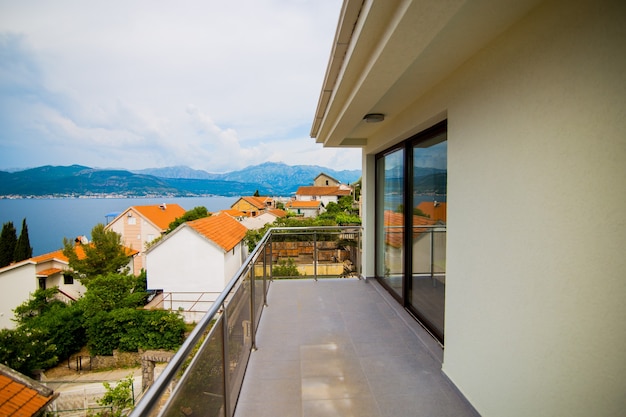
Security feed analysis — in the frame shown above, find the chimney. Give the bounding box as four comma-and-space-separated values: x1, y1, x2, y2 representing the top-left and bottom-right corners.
160, 203, 167, 210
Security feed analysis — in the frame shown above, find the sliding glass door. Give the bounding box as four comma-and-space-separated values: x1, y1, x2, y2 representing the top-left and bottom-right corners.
376, 121, 447, 343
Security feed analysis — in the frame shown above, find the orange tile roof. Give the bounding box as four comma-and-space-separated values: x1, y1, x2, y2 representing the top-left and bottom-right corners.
132, 204, 186, 230
295, 186, 351, 197
29, 244, 137, 265
267, 208, 287, 217
416, 201, 447, 223
219, 209, 248, 218
240, 196, 273, 210
187, 213, 248, 252
383, 210, 437, 248
0, 364, 57, 417
286, 200, 321, 209
35, 268, 63, 277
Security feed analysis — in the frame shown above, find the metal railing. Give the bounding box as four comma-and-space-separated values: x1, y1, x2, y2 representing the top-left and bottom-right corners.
129, 226, 361, 417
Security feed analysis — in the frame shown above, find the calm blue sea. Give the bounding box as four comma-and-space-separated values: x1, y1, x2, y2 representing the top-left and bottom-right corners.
0, 197, 238, 256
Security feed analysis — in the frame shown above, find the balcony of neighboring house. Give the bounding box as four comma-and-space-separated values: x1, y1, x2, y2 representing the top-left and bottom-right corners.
129, 226, 477, 417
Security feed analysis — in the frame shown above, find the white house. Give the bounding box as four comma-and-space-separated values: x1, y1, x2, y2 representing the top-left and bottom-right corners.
0, 244, 137, 329
311, 0, 626, 415
294, 185, 352, 208
284, 200, 322, 218
239, 209, 286, 230
105, 204, 186, 272
145, 213, 248, 323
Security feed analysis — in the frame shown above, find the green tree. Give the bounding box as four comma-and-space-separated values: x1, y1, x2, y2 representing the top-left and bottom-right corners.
12, 287, 86, 365
92, 375, 135, 417
13, 218, 33, 262
63, 224, 130, 285
0, 327, 58, 376
253, 189, 260, 197
166, 206, 210, 234
0, 221, 18, 267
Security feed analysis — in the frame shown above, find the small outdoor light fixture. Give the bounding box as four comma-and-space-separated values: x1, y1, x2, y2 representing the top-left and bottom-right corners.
363, 113, 385, 123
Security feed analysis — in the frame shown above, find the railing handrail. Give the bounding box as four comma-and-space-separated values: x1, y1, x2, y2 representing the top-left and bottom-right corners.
129, 225, 362, 417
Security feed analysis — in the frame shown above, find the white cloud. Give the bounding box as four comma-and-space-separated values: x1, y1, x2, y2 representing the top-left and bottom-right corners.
0, 0, 362, 172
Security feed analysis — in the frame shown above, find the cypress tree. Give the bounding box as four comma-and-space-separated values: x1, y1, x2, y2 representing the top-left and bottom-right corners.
14, 218, 33, 262
0, 221, 18, 267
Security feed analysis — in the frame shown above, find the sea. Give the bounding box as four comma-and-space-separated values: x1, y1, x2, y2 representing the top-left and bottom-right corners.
0, 197, 238, 256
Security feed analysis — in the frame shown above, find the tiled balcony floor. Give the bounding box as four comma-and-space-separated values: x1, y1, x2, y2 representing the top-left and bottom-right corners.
234, 278, 478, 417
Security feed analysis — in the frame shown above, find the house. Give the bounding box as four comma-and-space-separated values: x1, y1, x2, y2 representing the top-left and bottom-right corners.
239, 209, 287, 230
0, 363, 58, 416
0, 244, 137, 329
313, 172, 341, 187
284, 200, 322, 218
105, 204, 186, 272
310, 0, 625, 416
145, 213, 248, 323
294, 185, 351, 207
230, 196, 274, 217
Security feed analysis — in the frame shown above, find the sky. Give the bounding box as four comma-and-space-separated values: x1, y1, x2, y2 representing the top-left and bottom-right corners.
0, 0, 362, 173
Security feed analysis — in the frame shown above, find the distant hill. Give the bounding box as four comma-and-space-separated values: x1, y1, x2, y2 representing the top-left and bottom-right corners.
0, 163, 361, 197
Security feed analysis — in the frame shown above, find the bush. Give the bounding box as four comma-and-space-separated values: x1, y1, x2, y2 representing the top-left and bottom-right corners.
272, 258, 300, 278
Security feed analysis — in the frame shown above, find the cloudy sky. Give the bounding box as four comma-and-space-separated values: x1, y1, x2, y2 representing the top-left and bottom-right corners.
0, 0, 361, 173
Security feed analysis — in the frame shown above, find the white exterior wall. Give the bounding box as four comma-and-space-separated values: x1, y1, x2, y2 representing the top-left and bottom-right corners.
146, 227, 226, 294
362, 0, 626, 415
0, 263, 37, 329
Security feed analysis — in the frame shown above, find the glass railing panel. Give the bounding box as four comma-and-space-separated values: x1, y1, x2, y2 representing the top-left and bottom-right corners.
129, 226, 361, 417
224, 273, 252, 415
160, 315, 225, 417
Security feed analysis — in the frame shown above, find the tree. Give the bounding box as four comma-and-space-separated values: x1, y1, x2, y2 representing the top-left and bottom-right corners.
93, 375, 135, 417
0, 221, 18, 267
253, 189, 260, 197
63, 224, 130, 284
166, 206, 210, 234
14, 218, 33, 262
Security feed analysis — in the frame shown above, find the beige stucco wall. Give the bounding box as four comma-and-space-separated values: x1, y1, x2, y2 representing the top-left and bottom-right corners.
362, 0, 626, 415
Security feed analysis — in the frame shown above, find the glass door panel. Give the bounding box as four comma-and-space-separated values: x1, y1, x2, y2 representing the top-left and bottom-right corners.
409, 136, 447, 341
376, 147, 404, 299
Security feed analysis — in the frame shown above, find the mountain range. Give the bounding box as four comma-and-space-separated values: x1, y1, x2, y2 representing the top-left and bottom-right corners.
0, 162, 361, 197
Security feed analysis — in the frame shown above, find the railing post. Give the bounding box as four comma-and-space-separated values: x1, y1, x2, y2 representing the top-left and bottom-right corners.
430, 228, 436, 287
262, 245, 268, 306
269, 234, 274, 281
314, 230, 318, 281
221, 308, 231, 417
250, 267, 257, 351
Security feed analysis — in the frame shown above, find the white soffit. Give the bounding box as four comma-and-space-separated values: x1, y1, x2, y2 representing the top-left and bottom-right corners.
313, 0, 542, 148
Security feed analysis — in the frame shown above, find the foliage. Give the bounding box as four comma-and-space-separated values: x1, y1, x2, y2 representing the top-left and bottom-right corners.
78, 273, 148, 318
8, 288, 86, 372
0, 221, 17, 267
77, 272, 183, 355
91, 375, 135, 417
86, 308, 185, 355
63, 224, 131, 285
166, 206, 210, 234
272, 258, 300, 278
0, 327, 58, 376
13, 218, 33, 262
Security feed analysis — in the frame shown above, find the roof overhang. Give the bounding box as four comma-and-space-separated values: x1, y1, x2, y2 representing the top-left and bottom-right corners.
310, 0, 542, 148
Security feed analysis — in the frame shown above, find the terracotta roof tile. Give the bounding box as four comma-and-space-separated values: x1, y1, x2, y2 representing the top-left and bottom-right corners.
240, 196, 273, 210
132, 204, 186, 230
35, 268, 63, 277
219, 209, 248, 217
187, 213, 248, 252
286, 200, 321, 209
295, 186, 351, 197
416, 201, 447, 223
0, 364, 57, 417
29, 244, 137, 265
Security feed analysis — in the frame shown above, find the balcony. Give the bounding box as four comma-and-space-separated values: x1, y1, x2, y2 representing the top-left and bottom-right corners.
130, 227, 477, 417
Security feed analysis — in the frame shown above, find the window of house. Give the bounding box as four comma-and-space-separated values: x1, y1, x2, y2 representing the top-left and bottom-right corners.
128, 217, 136, 225
375, 120, 447, 343
64, 274, 74, 285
